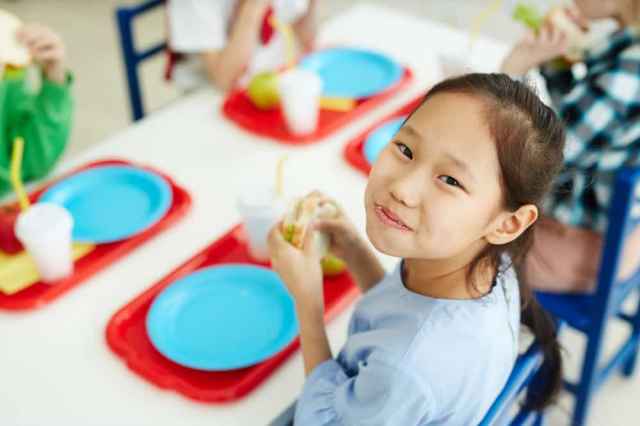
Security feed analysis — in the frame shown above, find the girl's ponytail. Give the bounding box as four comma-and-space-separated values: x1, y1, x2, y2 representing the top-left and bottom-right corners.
520, 285, 563, 410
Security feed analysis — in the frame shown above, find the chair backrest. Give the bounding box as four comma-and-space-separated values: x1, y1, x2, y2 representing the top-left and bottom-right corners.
115, 0, 167, 121
592, 167, 640, 325
477, 341, 544, 426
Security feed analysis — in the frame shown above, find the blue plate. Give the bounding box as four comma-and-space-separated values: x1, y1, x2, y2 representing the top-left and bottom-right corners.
146, 265, 298, 371
39, 165, 172, 243
299, 47, 403, 98
363, 117, 406, 165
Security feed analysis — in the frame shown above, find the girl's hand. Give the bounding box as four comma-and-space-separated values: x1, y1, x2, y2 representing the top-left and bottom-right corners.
268, 220, 324, 306
501, 21, 569, 76
306, 191, 362, 262
17, 24, 66, 84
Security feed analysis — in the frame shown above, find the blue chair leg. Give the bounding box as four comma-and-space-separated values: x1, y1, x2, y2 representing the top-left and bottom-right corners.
533, 413, 545, 426
512, 409, 544, 426
572, 329, 606, 426
116, 8, 145, 121
622, 295, 640, 377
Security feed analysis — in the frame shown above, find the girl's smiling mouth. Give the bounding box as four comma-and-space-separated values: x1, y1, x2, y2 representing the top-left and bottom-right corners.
374, 204, 413, 231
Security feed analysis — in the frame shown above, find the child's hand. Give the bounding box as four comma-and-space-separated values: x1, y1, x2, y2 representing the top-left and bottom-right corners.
16, 24, 66, 84
501, 22, 569, 76
564, 5, 589, 33
306, 192, 361, 261
268, 220, 324, 306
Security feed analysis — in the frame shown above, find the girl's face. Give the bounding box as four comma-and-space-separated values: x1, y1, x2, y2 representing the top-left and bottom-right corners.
364, 93, 507, 260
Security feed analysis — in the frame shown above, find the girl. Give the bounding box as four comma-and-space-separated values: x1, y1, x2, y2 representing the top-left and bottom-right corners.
1, 23, 72, 197
502, 0, 640, 292
268, 74, 565, 424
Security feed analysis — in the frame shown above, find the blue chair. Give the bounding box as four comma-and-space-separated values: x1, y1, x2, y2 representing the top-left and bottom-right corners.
478, 341, 548, 426
535, 167, 640, 426
115, 0, 167, 121
270, 340, 551, 426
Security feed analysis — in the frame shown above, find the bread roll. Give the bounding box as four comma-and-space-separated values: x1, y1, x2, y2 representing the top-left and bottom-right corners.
281, 193, 339, 256
0, 10, 30, 67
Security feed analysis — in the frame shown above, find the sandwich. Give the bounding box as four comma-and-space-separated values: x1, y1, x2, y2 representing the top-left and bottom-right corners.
0, 9, 31, 69
513, 3, 588, 63
281, 193, 347, 277
282, 193, 339, 256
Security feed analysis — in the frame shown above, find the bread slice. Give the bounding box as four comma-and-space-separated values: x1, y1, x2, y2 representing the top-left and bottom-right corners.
0, 9, 30, 67
282, 193, 339, 256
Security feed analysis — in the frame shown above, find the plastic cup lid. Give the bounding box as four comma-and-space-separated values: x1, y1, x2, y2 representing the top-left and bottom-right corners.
279, 69, 323, 94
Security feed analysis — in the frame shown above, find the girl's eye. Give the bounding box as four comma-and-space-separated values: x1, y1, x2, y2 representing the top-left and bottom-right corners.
394, 142, 413, 159
439, 175, 463, 189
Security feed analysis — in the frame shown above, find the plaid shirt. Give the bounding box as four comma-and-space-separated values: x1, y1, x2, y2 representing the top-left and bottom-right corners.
541, 26, 640, 233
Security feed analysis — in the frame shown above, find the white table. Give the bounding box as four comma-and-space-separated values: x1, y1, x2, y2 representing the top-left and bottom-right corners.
0, 5, 507, 426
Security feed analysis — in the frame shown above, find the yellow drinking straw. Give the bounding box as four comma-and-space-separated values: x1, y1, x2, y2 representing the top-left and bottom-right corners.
269, 16, 356, 112
269, 16, 297, 70
10, 137, 30, 211
468, 0, 504, 50
275, 154, 288, 198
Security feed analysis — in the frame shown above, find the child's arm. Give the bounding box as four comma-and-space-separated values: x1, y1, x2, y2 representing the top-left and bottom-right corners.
6, 76, 73, 184
500, 23, 569, 77
1, 25, 72, 193
200, 0, 271, 90
292, 0, 318, 52
267, 222, 333, 374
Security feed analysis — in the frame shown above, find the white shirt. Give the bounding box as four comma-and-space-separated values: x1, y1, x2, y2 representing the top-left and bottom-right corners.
168, 0, 309, 89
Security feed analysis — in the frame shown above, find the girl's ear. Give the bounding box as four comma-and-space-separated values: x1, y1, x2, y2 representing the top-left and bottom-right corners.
486, 204, 538, 246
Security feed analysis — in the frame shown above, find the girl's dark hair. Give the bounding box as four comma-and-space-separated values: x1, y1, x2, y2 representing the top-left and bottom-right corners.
416, 73, 565, 411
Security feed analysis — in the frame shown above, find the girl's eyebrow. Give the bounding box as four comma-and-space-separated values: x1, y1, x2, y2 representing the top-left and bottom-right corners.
443, 152, 477, 184
399, 124, 421, 139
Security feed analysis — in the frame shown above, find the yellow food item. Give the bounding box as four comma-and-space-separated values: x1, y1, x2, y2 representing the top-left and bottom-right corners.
321, 253, 347, 277
0, 243, 95, 295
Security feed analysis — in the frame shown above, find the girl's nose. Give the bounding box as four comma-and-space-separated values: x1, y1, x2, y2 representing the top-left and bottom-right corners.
389, 169, 423, 209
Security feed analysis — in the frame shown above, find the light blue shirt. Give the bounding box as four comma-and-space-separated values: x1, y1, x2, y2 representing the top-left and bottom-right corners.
294, 260, 520, 425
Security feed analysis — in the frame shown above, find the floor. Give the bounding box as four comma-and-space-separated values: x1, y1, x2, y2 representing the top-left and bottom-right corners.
1, 1, 638, 425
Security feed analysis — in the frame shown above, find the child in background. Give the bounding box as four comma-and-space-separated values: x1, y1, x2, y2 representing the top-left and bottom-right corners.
268, 74, 565, 424
502, 0, 640, 293
167, 0, 318, 91
0, 21, 73, 197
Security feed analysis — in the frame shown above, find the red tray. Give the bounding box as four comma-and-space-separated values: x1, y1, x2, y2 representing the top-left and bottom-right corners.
106, 225, 360, 403
222, 67, 414, 145
344, 95, 424, 175
0, 159, 192, 311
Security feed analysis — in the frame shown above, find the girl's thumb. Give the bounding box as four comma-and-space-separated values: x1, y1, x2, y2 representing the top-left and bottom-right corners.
302, 226, 323, 257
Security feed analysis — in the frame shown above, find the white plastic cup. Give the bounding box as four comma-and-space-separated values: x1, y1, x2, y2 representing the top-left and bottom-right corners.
237, 188, 285, 262
278, 69, 323, 135
15, 203, 74, 283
